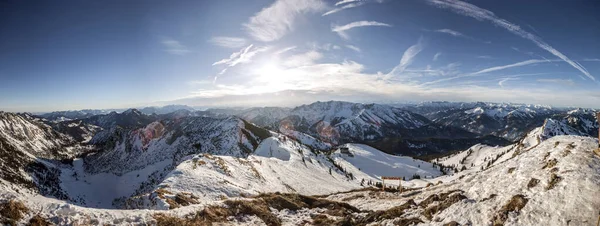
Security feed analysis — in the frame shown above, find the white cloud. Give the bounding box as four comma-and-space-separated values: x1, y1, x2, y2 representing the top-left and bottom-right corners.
332, 21, 392, 39
282, 50, 323, 68
346, 45, 361, 52
212, 44, 269, 67
335, 0, 359, 6
421, 58, 553, 86
162, 39, 191, 55
537, 78, 575, 86
274, 46, 297, 55
212, 44, 270, 81
426, 0, 595, 81
389, 37, 425, 75
433, 52, 442, 61
244, 0, 325, 42
498, 77, 519, 88
209, 36, 247, 48
471, 59, 549, 75
323, 2, 365, 16
434, 28, 464, 37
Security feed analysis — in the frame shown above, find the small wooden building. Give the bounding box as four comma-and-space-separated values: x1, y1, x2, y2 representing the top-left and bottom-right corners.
339, 147, 353, 157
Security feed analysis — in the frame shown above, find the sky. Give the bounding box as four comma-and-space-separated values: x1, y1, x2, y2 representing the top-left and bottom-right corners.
1, 0, 599, 112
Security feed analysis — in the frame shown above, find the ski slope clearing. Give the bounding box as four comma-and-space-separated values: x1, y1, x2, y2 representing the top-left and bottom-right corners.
331, 144, 442, 182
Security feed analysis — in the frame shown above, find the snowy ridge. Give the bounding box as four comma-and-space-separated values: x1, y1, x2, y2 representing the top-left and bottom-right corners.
2, 135, 597, 225
324, 136, 600, 225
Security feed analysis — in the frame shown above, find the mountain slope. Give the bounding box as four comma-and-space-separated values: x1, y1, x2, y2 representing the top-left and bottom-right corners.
0, 112, 82, 200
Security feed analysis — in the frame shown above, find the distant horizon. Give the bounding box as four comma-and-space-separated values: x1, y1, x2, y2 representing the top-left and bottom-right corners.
7, 98, 596, 115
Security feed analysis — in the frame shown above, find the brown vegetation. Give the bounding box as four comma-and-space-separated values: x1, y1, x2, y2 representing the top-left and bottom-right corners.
507, 167, 516, 174
27, 215, 52, 226
527, 178, 540, 189
422, 193, 467, 220
491, 194, 528, 226
480, 194, 497, 202
0, 200, 29, 226
443, 221, 460, 226
545, 173, 562, 191
311, 214, 336, 226
360, 199, 416, 223
541, 159, 557, 169
154, 199, 281, 226
341, 194, 365, 202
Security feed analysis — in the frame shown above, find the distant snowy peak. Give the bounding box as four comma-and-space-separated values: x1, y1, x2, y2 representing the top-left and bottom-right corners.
139, 105, 196, 115
541, 111, 598, 139
291, 101, 428, 129
281, 101, 430, 144
39, 109, 112, 121
236, 107, 291, 128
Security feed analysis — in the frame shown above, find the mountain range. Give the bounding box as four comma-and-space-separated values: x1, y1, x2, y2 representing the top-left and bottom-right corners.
0, 100, 598, 225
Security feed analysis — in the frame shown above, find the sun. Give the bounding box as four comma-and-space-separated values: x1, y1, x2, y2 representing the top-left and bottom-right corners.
257, 62, 283, 82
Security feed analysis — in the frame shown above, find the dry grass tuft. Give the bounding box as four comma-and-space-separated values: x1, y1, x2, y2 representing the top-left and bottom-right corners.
393, 217, 423, 225
311, 214, 336, 226
507, 167, 516, 174
491, 194, 528, 226
361, 199, 416, 223
480, 194, 497, 202
0, 199, 29, 225
155, 188, 172, 199
422, 193, 467, 220
418, 190, 462, 208
541, 159, 557, 169
256, 193, 359, 217
527, 178, 540, 189
223, 199, 281, 226
341, 194, 365, 202
154, 198, 281, 226
27, 215, 52, 226
443, 221, 460, 226
545, 173, 562, 191
214, 157, 232, 176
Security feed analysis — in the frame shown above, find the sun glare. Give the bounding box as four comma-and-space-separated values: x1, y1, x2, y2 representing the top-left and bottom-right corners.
257, 62, 283, 81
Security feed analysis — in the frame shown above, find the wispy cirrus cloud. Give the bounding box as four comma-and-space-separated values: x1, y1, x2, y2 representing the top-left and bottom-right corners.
324, 0, 385, 16
471, 59, 550, 75
434, 29, 465, 37
346, 45, 361, 52
209, 36, 247, 48
476, 55, 493, 59
332, 21, 392, 39
212, 44, 270, 79
389, 37, 425, 75
431, 28, 490, 43
425, 0, 595, 81
323, 2, 365, 16
244, 0, 325, 42
335, 0, 359, 6
420, 59, 553, 86
537, 78, 575, 86
433, 52, 442, 61
162, 39, 191, 55
498, 77, 519, 88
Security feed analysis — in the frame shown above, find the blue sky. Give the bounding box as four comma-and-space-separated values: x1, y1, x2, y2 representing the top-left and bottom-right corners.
1, 0, 599, 112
